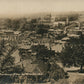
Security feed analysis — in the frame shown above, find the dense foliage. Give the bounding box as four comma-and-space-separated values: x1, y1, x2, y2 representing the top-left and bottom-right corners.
31, 45, 67, 80
60, 43, 84, 72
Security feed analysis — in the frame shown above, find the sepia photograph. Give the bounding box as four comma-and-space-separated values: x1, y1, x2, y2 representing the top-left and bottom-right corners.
0, 0, 84, 84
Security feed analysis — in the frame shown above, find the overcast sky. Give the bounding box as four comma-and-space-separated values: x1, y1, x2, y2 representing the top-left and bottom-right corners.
0, 0, 84, 17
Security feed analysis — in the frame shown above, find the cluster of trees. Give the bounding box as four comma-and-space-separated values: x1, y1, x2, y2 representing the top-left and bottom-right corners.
0, 40, 5, 57
19, 49, 31, 60
0, 40, 23, 73
68, 14, 79, 21
4, 13, 79, 33
55, 14, 79, 21
0, 40, 14, 73
6, 18, 28, 31
5, 18, 50, 35
60, 36, 84, 72
31, 45, 67, 80
36, 24, 49, 37
31, 45, 55, 61
68, 35, 84, 44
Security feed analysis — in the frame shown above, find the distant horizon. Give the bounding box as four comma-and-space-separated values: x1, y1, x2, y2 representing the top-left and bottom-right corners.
0, 11, 83, 19
0, 0, 84, 18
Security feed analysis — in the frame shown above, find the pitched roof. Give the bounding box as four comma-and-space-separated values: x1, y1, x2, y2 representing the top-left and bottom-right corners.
11, 49, 21, 64
22, 60, 43, 75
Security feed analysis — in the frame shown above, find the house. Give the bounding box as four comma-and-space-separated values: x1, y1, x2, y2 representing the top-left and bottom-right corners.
18, 43, 31, 49
61, 37, 70, 41
67, 34, 80, 38
22, 60, 42, 74
0, 30, 20, 41
69, 21, 80, 27
51, 16, 55, 22
53, 21, 66, 27
61, 37, 70, 44
48, 29, 64, 35
54, 29, 63, 35
18, 59, 44, 82
18, 48, 32, 58
67, 29, 82, 38
81, 29, 84, 35
51, 44, 63, 52
80, 25, 84, 35
78, 14, 84, 22
48, 29, 54, 32
11, 49, 21, 64
66, 27, 80, 32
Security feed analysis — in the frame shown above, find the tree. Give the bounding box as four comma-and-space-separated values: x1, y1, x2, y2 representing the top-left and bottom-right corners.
19, 18, 30, 32
36, 24, 49, 37
1, 56, 15, 68
0, 39, 5, 56
60, 44, 84, 72
24, 18, 37, 31
5, 18, 12, 29
31, 45, 55, 62
31, 18, 37, 23
58, 23, 65, 29
68, 34, 84, 44
68, 14, 79, 21
0, 45, 17, 73
31, 45, 67, 81
11, 19, 20, 31
19, 49, 31, 60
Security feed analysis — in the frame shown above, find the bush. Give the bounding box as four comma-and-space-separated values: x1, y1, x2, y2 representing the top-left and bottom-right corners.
49, 63, 68, 81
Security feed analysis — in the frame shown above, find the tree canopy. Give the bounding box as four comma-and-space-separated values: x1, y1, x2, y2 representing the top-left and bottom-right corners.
60, 44, 84, 72
36, 24, 49, 36
31, 45, 55, 62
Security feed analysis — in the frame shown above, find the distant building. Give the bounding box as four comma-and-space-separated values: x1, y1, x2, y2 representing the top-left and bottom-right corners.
39, 14, 52, 26
66, 25, 82, 38
51, 43, 63, 52
51, 15, 55, 22
54, 29, 64, 35
61, 37, 70, 41
53, 21, 66, 27
67, 34, 80, 38
66, 17, 69, 25
78, 14, 84, 22
18, 43, 31, 49
48, 29, 55, 32
48, 29, 63, 35
69, 21, 80, 28
0, 30, 20, 41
